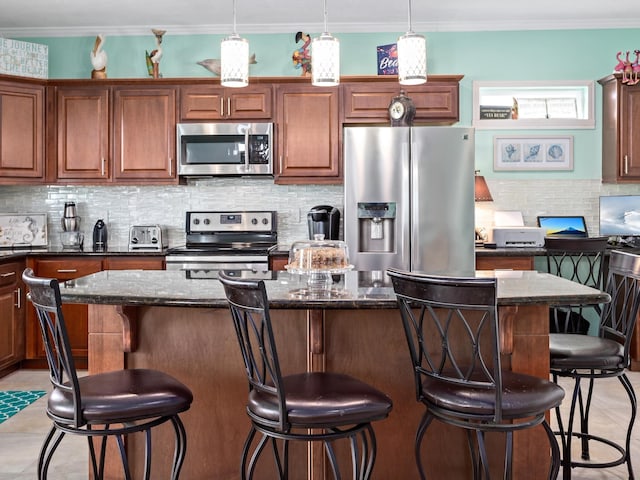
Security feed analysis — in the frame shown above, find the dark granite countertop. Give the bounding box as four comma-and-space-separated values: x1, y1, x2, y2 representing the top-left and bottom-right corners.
0, 246, 167, 261
58, 269, 610, 309
269, 244, 548, 258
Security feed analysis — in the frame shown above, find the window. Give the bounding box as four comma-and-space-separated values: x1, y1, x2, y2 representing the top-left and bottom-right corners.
472, 80, 595, 129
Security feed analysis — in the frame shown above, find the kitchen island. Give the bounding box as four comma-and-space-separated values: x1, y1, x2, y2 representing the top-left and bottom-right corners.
58, 269, 609, 480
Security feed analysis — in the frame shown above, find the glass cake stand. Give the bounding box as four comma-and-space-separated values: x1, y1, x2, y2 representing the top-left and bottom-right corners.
285, 265, 353, 288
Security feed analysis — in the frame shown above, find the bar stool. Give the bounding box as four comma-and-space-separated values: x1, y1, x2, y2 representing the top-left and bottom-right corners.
388, 268, 564, 479
550, 249, 640, 479
219, 272, 393, 479
544, 236, 609, 334
22, 268, 193, 480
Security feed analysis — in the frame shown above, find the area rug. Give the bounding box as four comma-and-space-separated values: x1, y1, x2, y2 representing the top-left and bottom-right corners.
0, 390, 47, 424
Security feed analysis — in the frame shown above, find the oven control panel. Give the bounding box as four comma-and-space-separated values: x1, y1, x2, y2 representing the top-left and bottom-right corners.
187, 211, 276, 233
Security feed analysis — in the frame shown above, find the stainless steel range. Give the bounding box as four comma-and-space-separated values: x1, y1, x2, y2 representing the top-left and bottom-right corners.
165, 210, 277, 279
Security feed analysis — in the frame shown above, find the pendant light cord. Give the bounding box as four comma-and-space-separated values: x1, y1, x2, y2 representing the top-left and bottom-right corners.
323, 0, 329, 34
232, 0, 237, 35
407, 0, 413, 33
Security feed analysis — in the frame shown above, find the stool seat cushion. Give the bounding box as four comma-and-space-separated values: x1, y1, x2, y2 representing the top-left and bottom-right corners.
550, 333, 624, 369
49, 369, 193, 424
248, 372, 393, 428
421, 371, 564, 419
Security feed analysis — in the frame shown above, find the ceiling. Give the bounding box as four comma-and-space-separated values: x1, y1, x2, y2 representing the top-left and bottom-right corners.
2, 0, 640, 38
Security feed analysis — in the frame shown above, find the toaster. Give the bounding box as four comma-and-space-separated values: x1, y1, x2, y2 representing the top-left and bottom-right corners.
128, 225, 167, 251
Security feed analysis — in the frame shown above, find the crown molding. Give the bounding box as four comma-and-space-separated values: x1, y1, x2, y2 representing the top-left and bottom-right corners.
2, 19, 640, 38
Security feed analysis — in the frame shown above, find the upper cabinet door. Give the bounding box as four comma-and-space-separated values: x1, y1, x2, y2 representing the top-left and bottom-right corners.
275, 84, 340, 184
0, 81, 44, 182
600, 74, 640, 182
56, 87, 110, 180
179, 84, 273, 120
113, 87, 177, 181
342, 76, 461, 124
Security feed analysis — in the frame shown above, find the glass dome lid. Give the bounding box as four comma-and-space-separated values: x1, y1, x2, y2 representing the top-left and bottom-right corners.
286, 234, 352, 274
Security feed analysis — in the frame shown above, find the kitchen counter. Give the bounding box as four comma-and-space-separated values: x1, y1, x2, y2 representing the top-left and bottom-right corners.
0, 246, 167, 260
59, 269, 608, 308
57, 268, 607, 479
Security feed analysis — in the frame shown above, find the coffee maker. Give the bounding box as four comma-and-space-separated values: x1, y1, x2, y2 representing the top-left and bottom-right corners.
307, 205, 340, 240
92, 219, 108, 252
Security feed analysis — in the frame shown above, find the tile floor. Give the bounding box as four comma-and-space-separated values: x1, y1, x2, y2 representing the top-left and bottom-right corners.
0, 369, 638, 479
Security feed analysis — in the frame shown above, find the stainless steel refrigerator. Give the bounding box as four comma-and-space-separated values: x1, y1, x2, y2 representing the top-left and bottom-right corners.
344, 126, 475, 276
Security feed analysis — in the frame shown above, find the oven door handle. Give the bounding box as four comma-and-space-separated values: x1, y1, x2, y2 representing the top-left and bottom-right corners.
244, 125, 251, 171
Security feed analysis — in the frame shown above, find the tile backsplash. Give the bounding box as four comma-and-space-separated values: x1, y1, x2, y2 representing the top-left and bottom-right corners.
1, 178, 640, 249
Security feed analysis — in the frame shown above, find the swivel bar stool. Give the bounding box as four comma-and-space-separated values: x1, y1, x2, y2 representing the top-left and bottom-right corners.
388, 268, 564, 479
23, 268, 193, 480
550, 249, 640, 479
219, 272, 393, 479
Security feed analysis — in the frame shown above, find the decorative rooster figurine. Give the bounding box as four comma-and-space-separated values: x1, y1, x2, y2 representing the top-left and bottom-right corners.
145, 29, 166, 78
90, 34, 107, 79
292, 31, 311, 76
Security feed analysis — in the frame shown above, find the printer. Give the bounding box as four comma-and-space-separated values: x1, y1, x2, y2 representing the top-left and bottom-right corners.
492, 226, 546, 248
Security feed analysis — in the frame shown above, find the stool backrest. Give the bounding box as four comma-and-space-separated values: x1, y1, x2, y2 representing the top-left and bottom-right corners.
218, 272, 288, 431
544, 236, 609, 289
22, 268, 83, 427
600, 250, 640, 367
387, 269, 503, 421
544, 236, 609, 333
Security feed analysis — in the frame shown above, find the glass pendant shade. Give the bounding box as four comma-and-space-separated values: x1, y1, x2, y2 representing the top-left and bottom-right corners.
312, 33, 340, 86
397, 31, 427, 85
221, 33, 249, 88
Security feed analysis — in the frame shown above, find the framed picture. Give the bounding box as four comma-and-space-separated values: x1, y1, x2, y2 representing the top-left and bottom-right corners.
493, 135, 573, 171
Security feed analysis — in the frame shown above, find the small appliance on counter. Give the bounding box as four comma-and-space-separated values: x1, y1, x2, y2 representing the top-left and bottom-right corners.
307, 205, 340, 240
129, 225, 167, 251
92, 219, 107, 252
491, 227, 546, 248
60, 202, 83, 250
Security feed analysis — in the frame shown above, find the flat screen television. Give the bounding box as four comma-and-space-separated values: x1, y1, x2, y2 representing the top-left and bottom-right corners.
599, 195, 640, 237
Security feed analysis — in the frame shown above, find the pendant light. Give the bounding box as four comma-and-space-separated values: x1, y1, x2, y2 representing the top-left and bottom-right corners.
311, 0, 340, 86
397, 0, 426, 85
221, 0, 249, 88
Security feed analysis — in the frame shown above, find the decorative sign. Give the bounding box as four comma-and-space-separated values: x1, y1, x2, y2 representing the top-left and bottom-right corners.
377, 43, 398, 75
479, 105, 512, 120
0, 38, 48, 79
0, 213, 48, 247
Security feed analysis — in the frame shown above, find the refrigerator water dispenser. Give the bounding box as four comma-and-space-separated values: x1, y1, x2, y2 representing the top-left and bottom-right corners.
357, 202, 396, 252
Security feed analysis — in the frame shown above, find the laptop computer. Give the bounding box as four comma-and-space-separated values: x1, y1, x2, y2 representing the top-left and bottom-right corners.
536, 215, 589, 237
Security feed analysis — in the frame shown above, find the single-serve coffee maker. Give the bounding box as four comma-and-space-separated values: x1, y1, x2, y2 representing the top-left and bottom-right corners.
307, 205, 340, 240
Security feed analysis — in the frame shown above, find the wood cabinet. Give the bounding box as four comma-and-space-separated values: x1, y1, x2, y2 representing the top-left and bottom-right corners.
0, 78, 44, 183
342, 75, 462, 124
25, 257, 102, 365
179, 84, 272, 120
600, 74, 640, 182
475, 255, 534, 270
0, 260, 25, 373
275, 84, 341, 184
55, 86, 110, 180
52, 84, 178, 184
113, 86, 177, 182
24, 255, 165, 367
103, 256, 164, 270
269, 252, 288, 271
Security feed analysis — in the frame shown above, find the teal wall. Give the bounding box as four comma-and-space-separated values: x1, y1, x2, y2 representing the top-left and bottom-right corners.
23, 28, 640, 180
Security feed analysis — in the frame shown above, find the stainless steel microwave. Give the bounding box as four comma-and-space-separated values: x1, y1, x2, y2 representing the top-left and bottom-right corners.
177, 122, 273, 177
